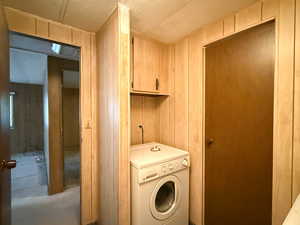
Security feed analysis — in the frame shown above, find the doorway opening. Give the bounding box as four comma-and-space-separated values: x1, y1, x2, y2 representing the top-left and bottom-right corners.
9, 32, 81, 225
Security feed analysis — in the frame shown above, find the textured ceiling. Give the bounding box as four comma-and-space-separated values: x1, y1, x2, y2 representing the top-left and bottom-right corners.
3, 0, 257, 43
121, 0, 258, 43
3, 0, 117, 32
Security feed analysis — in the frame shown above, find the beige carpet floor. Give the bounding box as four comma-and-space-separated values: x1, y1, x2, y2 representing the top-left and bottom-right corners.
12, 187, 80, 225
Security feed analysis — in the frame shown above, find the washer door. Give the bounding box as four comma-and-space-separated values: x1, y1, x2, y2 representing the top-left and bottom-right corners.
150, 175, 182, 221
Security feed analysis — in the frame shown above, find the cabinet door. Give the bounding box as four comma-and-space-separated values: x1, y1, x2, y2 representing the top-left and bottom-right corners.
133, 36, 160, 92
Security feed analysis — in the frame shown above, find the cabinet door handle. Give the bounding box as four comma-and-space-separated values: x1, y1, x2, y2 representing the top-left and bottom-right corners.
155, 78, 159, 90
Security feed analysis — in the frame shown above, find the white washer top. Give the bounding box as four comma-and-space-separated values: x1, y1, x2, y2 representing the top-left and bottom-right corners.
130, 142, 189, 169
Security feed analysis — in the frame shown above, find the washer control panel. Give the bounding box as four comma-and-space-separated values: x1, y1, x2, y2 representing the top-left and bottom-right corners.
138, 157, 190, 184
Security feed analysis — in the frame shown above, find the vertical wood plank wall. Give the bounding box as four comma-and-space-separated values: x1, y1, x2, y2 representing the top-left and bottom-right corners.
118, 5, 130, 225
153, 1, 299, 225
97, 11, 118, 224
130, 95, 160, 145
96, 4, 130, 225
62, 88, 80, 151
274, 0, 295, 223
293, 0, 300, 203
47, 56, 64, 195
3, 7, 98, 225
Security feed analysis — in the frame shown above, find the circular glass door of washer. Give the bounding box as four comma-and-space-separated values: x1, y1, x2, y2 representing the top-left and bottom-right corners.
150, 176, 182, 220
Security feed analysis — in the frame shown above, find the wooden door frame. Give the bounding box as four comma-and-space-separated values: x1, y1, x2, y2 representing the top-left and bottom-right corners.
3, 7, 98, 225
200, 4, 295, 223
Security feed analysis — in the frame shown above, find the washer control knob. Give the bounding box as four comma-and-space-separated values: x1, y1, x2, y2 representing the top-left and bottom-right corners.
182, 159, 189, 167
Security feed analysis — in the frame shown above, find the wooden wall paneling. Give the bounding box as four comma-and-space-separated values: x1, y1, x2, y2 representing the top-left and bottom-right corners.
293, 0, 300, 204
62, 88, 79, 149
187, 30, 204, 225
273, 0, 295, 224
90, 33, 99, 222
142, 96, 160, 143
72, 28, 84, 47
131, 95, 168, 145
168, 46, 175, 146
80, 31, 93, 225
97, 5, 130, 225
159, 46, 175, 146
36, 18, 49, 38
174, 39, 189, 150
97, 10, 119, 225
262, 0, 279, 21
158, 96, 170, 144
4, 7, 36, 35
118, 5, 131, 224
223, 15, 235, 36
236, 1, 262, 31
49, 22, 72, 44
47, 56, 64, 195
202, 20, 223, 44
131, 95, 143, 145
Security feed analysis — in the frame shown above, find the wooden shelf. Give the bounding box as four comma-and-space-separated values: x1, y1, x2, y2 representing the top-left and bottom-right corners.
130, 90, 169, 96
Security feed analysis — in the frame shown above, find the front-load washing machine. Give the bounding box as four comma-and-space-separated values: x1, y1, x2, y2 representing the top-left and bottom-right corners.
130, 142, 190, 225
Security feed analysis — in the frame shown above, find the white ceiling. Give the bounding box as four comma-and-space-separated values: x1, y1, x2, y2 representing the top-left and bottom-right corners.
122, 0, 257, 43
3, 0, 257, 43
3, 0, 117, 32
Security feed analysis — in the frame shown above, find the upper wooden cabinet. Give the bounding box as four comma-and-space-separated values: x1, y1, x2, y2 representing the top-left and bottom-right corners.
132, 35, 169, 94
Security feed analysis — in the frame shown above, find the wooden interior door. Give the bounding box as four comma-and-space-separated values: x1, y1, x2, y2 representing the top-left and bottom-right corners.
0, 4, 12, 225
205, 21, 275, 225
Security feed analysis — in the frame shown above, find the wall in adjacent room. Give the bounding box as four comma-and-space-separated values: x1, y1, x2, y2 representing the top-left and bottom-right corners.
9, 83, 44, 154
62, 87, 79, 151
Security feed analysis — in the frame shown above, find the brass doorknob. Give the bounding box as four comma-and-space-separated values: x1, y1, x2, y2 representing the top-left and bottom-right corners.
207, 138, 215, 146
0, 160, 17, 170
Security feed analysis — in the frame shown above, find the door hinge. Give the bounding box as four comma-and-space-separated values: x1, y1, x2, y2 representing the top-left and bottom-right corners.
131, 37, 134, 45
155, 78, 159, 90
